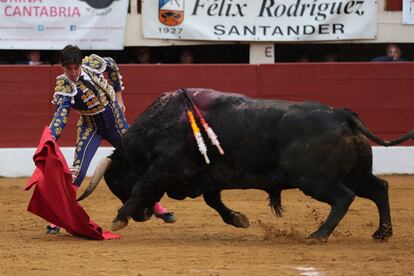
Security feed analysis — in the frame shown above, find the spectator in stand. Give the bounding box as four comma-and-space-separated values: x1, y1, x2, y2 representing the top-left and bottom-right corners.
26, 50, 43, 65
179, 48, 194, 64
295, 48, 310, 62
322, 46, 340, 62
372, 44, 408, 62
131, 47, 152, 64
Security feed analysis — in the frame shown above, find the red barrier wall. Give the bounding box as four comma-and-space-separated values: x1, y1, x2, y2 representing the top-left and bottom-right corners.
258, 63, 414, 142
0, 63, 413, 147
0, 65, 55, 147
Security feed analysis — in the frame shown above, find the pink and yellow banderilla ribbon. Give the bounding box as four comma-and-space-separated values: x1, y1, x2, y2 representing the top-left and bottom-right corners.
192, 105, 225, 155
187, 110, 210, 164
181, 88, 225, 164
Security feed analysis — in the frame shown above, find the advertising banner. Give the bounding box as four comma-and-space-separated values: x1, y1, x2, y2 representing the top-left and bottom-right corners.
0, 0, 129, 50
142, 0, 377, 42
403, 0, 414, 24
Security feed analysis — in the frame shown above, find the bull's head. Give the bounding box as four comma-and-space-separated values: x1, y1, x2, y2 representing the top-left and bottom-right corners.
77, 157, 131, 203
77, 157, 152, 230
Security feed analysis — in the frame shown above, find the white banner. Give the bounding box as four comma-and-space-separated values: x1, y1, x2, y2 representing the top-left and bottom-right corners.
403, 0, 414, 24
142, 0, 377, 42
0, 0, 129, 50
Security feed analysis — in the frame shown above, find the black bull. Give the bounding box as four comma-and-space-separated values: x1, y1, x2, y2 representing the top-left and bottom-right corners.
79, 88, 414, 241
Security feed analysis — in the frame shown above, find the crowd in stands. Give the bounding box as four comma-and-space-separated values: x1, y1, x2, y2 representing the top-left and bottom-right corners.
371, 43, 407, 62
278, 43, 411, 62
0, 45, 249, 65
0, 43, 411, 64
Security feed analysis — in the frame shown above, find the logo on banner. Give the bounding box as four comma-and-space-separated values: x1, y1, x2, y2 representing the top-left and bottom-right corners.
159, 0, 184, 26
80, 0, 117, 9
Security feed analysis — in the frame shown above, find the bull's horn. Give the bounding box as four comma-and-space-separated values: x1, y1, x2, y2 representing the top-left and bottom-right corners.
76, 157, 111, 201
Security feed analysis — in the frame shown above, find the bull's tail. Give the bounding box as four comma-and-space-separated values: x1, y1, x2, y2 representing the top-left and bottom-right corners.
339, 108, 414, 146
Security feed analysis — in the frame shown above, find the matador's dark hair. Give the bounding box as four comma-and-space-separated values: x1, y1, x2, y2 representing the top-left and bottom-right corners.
60, 45, 82, 66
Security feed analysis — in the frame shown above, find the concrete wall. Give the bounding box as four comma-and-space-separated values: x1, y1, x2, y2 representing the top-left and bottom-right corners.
2, 146, 413, 177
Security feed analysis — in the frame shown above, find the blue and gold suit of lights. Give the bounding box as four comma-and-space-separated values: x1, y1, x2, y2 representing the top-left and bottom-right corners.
49, 54, 129, 186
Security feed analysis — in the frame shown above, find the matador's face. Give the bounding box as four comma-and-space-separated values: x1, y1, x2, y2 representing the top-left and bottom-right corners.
62, 63, 81, 82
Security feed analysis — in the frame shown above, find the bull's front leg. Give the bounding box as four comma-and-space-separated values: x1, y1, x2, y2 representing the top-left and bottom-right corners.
112, 166, 168, 231
112, 202, 153, 230
112, 201, 135, 231
203, 191, 250, 228
131, 206, 154, 222
112, 181, 149, 231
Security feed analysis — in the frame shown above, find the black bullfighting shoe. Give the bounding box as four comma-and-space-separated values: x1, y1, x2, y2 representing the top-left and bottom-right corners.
155, 212, 176, 223
46, 225, 60, 234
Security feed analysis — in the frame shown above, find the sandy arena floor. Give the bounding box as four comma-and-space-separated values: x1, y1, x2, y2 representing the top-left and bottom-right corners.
0, 175, 413, 275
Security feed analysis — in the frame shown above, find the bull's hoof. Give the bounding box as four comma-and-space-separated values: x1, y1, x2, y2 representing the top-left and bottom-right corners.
231, 212, 250, 228
111, 217, 129, 231
307, 231, 329, 243
372, 224, 393, 241
305, 235, 328, 244
155, 212, 176, 223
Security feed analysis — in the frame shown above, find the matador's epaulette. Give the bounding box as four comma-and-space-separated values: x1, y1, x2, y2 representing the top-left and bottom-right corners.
103, 56, 124, 92
103, 57, 120, 72
82, 54, 107, 74
54, 75, 77, 97
52, 74, 77, 104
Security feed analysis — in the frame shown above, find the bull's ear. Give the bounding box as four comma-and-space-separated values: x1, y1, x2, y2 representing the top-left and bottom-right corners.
76, 158, 111, 201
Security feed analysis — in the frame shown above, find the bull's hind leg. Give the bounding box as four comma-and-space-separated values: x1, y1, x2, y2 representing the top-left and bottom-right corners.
203, 191, 250, 228
351, 174, 392, 241
297, 180, 355, 241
